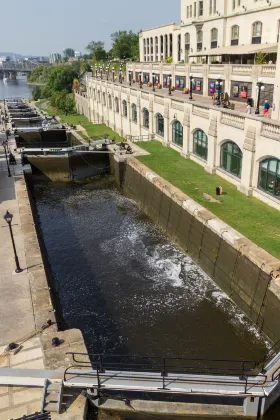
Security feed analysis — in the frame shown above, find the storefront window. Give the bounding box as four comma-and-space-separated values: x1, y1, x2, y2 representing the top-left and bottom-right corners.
208, 79, 224, 96
175, 76, 186, 90
193, 129, 208, 160
194, 78, 203, 95
163, 74, 170, 88
172, 121, 183, 147
230, 82, 252, 102
258, 158, 280, 199
143, 72, 150, 83
221, 141, 242, 178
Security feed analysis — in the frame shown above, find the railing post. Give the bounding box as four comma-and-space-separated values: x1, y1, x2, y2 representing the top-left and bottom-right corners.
161, 357, 166, 389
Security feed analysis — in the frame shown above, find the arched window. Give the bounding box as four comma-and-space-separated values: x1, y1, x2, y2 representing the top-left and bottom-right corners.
231, 25, 239, 45
252, 21, 262, 44
172, 121, 183, 147
169, 33, 173, 56
132, 104, 137, 123
211, 28, 218, 48
193, 129, 208, 160
122, 100, 127, 117
221, 141, 242, 178
115, 97, 119, 113
156, 114, 164, 137
103, 92, 106, 106
108, 94, 112, 109
142, 108, 149, 129
197, 31, 203, 51
259, 158, 280, 199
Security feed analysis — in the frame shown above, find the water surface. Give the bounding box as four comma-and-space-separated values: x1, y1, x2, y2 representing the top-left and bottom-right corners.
32, 179, 268, 362
0, 75, 33, 99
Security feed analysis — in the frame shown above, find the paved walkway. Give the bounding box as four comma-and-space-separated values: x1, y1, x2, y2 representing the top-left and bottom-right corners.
99, 78, 272, 118
0, 131, 44, 419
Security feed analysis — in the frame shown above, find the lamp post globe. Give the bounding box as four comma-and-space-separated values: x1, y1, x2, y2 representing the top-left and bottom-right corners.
3, 211, 23, 273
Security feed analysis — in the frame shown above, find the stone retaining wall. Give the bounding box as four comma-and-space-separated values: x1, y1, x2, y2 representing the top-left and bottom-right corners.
122, 157, 280, 343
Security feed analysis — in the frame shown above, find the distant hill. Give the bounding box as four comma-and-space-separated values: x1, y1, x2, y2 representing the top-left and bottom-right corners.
0, 52, 24, 59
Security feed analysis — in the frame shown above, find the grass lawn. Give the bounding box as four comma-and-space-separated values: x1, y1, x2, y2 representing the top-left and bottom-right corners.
136, 141, 280, 259
35, 101, 124, 142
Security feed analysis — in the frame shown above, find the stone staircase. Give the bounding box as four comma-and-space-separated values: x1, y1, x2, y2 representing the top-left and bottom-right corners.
41, 379, 63, 414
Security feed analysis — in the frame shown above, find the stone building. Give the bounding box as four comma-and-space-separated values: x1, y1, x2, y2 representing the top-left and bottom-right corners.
75, 76, 280, 210
140, 0, 280, 63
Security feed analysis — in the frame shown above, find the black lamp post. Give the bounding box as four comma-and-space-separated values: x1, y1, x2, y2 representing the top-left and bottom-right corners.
168, 74, 172, 95
189, 73, 193, 100
152, 72, 155, 91
112, 67, 115, 82
216, 74, 223, 106
128, 70, 132, 86
119, 64, 123, 84
255, 77, 265, 115
139, 72, 143, 88
100, 66, 103, 79
95, 65, 98, 78
106, 66, 109, 81
3, 211, 23, 273
2, 141, 11, 177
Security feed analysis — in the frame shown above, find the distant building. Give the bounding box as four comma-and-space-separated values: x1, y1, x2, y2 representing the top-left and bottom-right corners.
49, 53, 62, 64
75, 51, 82, 58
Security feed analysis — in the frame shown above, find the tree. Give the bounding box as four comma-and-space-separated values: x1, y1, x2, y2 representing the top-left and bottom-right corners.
63, 48, 75, 58
47, 66, 79, 93
85, 41, 105, 60
61, 95, 75, 115
111, 30, 139, 60
32, 86, 42, 101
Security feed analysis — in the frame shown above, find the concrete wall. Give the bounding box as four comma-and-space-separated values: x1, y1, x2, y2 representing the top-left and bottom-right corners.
121, 157, 280, 343
75, 78, 280, 210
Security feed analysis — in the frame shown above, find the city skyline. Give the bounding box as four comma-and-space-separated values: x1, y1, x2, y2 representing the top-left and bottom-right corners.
3, 0, 179, 56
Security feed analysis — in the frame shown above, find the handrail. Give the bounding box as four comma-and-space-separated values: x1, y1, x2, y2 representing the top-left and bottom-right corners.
63, 362, 268, 396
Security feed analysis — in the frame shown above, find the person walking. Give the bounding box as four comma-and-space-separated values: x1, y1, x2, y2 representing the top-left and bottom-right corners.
246, 100, 252, 114
264, 100, 270, 118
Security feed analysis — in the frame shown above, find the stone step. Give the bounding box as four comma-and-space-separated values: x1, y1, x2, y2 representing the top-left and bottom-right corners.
44, 402, 58, 412
47, 382, 60, 392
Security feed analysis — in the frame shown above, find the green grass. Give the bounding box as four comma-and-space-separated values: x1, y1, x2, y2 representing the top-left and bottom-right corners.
35, 101, 124, 142
136, 141, 280, 259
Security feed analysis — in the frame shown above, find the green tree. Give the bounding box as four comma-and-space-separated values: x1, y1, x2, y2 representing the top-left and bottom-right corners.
85, 41, 105, 60
47, 66, 79, 93
60, 95, 75, 115
32, 86, 42, 101
63, 48, 75, 58
111, 30, 139, 60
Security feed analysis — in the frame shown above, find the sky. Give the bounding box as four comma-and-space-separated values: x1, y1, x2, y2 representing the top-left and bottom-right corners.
1, 0, 180, 56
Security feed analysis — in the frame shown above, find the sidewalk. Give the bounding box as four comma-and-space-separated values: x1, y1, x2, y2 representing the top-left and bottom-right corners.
102, 78, 271, 117
0, 132, 45, 418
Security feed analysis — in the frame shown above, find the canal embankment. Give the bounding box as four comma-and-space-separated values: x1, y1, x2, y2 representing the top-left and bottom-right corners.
0, 134, 88, 419
119, 156, 280, 344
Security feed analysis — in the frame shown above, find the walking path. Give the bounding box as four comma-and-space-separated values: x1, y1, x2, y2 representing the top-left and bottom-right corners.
98, 78, 271, 117
0, 131, 45, 418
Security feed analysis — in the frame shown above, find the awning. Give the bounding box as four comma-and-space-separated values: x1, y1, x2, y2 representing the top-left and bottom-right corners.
189, 43, 278, 57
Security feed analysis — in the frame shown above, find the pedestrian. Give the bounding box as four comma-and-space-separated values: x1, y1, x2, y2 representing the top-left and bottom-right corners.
264, 99, 270, 118
246, 100, 252, 114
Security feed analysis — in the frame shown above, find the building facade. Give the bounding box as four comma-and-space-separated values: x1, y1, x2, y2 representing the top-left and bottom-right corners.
49, 53, 61, 64
75, 76, 280, 210
140, 0, 280, 63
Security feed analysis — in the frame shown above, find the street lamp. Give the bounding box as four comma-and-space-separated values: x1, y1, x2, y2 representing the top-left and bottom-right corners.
255, 77, 265, 115
128, 70, 132, 86
2, 141, 11, 177
189, 73, 194, 100
100, 66, 103, 79
168, 74, 172, 95
152, 72, 155, 91
3, 211, 23, 273
119, 64, 123, 84
112, 67, 115, 82
106, 66, 109, 81
216, 74, 223, 106
95, 65, 98, 78
139, 72, 143, 88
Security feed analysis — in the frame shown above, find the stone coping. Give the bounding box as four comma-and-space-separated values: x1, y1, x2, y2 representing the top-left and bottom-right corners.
15, 175, 88, 371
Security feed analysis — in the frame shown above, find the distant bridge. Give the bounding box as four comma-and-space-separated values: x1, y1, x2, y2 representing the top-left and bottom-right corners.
0, 61, 40, 72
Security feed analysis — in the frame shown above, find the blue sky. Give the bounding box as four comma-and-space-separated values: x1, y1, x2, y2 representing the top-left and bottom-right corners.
2, 0, 180, 56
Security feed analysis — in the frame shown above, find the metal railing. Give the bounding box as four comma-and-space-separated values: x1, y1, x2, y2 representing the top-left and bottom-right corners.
126, 134, 155, 142
63, 352, 270, 395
